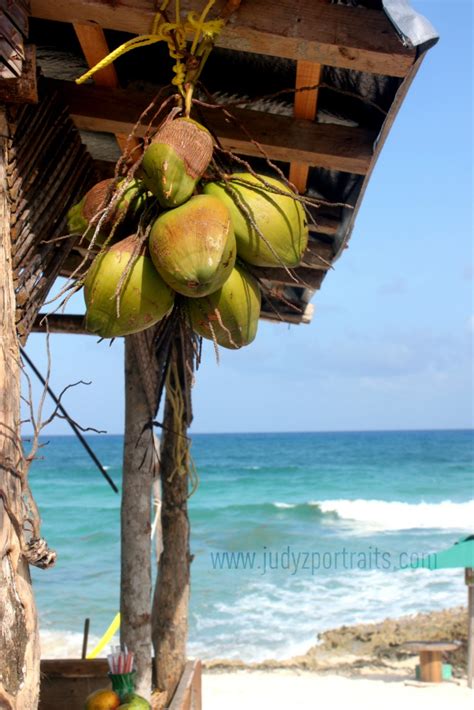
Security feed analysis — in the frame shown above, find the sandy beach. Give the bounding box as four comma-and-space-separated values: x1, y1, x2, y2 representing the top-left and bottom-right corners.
201, 606, 472, 709
203, 669, 473, 710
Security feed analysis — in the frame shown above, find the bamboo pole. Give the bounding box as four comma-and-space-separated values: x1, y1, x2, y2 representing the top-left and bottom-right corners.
0, 110, 40, 708
121, 334, 157, 700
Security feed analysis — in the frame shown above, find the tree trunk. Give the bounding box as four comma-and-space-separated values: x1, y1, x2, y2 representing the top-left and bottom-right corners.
121, 335, 156, 700
151, 392, 190, 705
0, 115, 40, 708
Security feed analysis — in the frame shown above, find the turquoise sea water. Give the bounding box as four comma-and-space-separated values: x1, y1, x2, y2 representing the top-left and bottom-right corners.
29, 430, 474, 660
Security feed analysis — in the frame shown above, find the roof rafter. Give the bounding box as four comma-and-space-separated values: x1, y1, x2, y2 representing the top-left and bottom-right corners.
48, 79, 375, 175
30, 0, 415, 77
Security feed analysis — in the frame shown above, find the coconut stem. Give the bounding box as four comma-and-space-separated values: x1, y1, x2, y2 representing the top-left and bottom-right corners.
184, 84, 193, 118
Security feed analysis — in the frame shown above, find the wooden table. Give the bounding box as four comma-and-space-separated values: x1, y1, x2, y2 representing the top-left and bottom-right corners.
402, 641, 460, 683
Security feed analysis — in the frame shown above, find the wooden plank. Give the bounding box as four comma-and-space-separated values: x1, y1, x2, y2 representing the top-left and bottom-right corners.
168, 660, 199, 710
0, 44, 38, 103
73, 22, 134, 153
308, 215, 339, 237
0, 11, 25, 78
301, 238, 333, 270
192, 659, 202, 710
49, 79, 375, 175
256, 266, 325, 290
30, 0, 415, 77
261, 302, 314, 325
289, 61, 322, 193
32, 313, 89, 335
0, 0, 29, 37
40, 659, 109, 678
39, 660, 110, 710
73, 22, 119, 88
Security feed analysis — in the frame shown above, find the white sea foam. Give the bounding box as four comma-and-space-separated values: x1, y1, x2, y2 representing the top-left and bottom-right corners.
41, 571, 466, 664
273, 502, 296, 509
312, 499, 474, 532
188, 566, 465, 662
40, 630, 120, 659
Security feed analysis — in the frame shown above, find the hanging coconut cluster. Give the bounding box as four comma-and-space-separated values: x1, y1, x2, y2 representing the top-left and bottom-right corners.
69, 115, 309, 349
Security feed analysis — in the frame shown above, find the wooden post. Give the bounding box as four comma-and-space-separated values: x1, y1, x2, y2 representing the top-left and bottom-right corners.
121, 334, 157, 700
152, 339, 192, 707
466, 568, 474, 689
0, 110, 40, 707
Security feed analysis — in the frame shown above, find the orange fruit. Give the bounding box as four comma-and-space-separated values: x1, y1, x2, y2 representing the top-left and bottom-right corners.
85, 688, 121, 710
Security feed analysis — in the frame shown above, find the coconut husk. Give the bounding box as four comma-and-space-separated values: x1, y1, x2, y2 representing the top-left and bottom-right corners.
68, 178, 148, 246
84, 235, 174, 337
149, 194, 236, 297
204, 173, 308, 267
188, 263, 261, 349
141, 118, 213, 208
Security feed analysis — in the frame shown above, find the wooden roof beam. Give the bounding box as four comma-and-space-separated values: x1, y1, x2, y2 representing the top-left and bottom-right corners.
49, 79, 375, 175
301, 238, 333, 270
31, 303, 316, 332
308, 216, 339, 237
30, 0, 415, 77
73, 22, 138, 154
32, 313, 89, 335
256, 267, 325, 290
260, 303, 314, 325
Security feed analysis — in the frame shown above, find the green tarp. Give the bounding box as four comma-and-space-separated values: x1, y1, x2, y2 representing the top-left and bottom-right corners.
411, 535, 474, 571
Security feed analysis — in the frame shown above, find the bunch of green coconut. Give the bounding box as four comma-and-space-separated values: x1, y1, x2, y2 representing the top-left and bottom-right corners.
69, 117, 308, 349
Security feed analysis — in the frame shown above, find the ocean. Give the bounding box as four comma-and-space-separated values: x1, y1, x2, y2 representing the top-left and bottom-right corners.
29, 430, 474, 661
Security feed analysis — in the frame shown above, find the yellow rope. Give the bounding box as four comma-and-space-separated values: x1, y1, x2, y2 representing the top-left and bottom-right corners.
75, 1, 224, 93
189, 0, 219, 54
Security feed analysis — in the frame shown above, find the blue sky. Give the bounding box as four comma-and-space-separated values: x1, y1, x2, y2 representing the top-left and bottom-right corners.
22, 1, 473, 435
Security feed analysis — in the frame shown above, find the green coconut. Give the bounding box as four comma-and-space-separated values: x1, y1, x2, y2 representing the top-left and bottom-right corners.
141, 118, 213, 208
149, 194, 236, 297
67, 178, 148, 246
188, 264, 261, 349
203, 172, 308, 267
84, 235, 174, 338
118, 692, 150, 709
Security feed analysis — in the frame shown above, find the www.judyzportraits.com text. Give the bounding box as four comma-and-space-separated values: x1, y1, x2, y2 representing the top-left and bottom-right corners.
209, 546, 435, 575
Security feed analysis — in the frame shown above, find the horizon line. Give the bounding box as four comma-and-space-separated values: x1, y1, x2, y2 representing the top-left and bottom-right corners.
22, 427, 474, 437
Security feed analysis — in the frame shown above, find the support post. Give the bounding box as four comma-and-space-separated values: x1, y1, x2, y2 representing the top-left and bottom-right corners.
0, 111, 40, 708
152, 331, 194, 708
152, 396, 190, 707
121, 334, 157, 699
466, 568, 474, 689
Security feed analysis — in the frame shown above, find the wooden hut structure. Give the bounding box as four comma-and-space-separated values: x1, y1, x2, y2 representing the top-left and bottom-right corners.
0, 1, 437, 708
